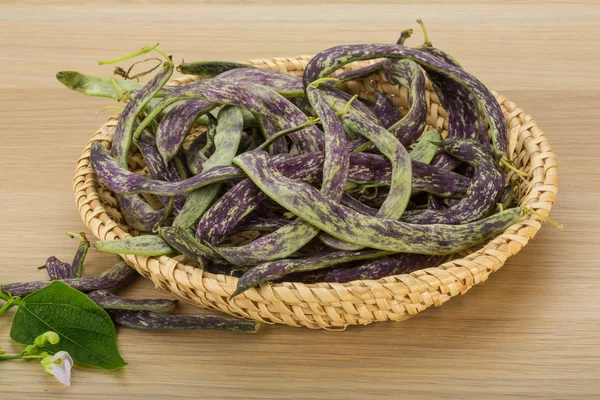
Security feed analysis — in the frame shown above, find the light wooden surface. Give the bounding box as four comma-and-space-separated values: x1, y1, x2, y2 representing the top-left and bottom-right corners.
1, 1, 598, 398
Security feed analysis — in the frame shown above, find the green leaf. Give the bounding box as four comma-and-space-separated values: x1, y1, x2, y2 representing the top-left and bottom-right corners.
10, 281, 127, 370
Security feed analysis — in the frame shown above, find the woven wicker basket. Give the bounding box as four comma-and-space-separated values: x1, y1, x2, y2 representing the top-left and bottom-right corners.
73, 55, 558, 330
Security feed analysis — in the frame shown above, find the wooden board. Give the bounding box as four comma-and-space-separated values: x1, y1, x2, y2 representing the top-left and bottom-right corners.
0, 1, 598, 398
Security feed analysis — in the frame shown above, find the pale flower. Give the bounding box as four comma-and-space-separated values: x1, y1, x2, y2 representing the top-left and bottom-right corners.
41, 351, 73, 386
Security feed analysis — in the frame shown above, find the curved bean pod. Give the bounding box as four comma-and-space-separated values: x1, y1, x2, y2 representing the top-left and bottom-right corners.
110, 61, 174, 231
156, 98, 215, 162
383, 59, 428, 146
320, 114, 412, 251
281, 253, 444, 284
94, 234, 175, 256
175, 105, 244, 228
371, 84, 402, 129
257, 116, 289, 155
232, 215, 290, 233
66, 232, 90, 279
400, 140, 504, 224
44, 257, 72, 281
302, 44, 507, 155
209, 87, 349, 265
177, 60, 257, 77
160, 78, 324, 153
136, 131, 186, 212
418, 46, 483, 170
185, 133, 208, 175
217, 68, 304, 98
210, 219, 320, 266
88, 290, 177, 312
233, 150, 520, 254
159, 226, 217, 268
233, 249, 395, 296
108, 309, 260, 332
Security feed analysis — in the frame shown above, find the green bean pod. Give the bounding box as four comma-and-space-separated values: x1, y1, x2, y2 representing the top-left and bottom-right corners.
409, 129, 442, 164
158, 227, 217, 268
94, 235, 175, 256
174, 106, 244, 228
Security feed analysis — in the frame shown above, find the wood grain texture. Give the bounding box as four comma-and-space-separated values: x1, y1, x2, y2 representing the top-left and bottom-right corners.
0, 1, 598, 398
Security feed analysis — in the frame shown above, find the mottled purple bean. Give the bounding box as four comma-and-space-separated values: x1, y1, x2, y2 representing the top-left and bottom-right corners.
217, 68, 304, 98
371, 84, 402, 129
43, 257, 72, 281
177, 60, 257, 77
282, 253, 444, 284
232, 215, 290, 233
110, 61, 174, 231
340, 194, 379, 216
161, 78, 324, 153
108, 309, 260, 332
159, 227, 217, 268
155, 98, 215, 162
303, 44, 507, 155
88, 290, 177, 312
383, 59, 428, 146
233, 249, 394, 296
1, 261, 135, 297
257, 116, 289, 155
400, 140, 504, 224
66, 232, 90, 279
136, 131, 185, 212
233, 150, 521, 254
185, 133, 207, 175
209, 86, 349, 265
320, 114, 412, 250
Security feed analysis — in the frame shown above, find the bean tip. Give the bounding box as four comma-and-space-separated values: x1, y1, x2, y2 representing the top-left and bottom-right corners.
228, 290, 242, 301
247, 321, 261, 333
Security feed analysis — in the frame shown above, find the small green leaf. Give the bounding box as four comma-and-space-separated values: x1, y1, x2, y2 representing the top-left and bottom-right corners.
10, 281, 127, 370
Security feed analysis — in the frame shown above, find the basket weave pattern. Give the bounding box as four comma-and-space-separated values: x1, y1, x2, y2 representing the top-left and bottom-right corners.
73, 56, 558, 329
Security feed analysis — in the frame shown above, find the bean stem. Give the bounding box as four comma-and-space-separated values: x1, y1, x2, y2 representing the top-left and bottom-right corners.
133, 96, 193, 140
110, 74, 128, 100
65, 232, 86, 241
397, 28, 413, 46
255, 118, 318, 152
98, 44, 160, 65
0, 289, 11, 302
416, 18, 432, 47
0, 353, 27, 361
523, 206, 563, 229
501, 157, 531, 177
308, 77, 341, 88
152, 196, 175, 233
97, 105, 124, 115
255, 95, 357, 152
0, 298, 16, 317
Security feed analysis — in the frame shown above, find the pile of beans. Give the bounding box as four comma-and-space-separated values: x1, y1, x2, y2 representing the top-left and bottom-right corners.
59, 26, 521, 297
